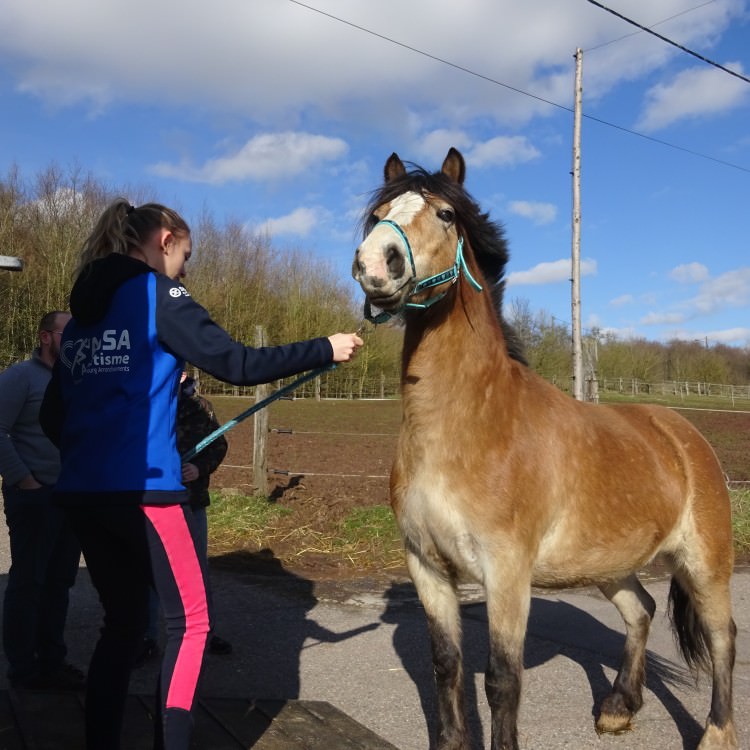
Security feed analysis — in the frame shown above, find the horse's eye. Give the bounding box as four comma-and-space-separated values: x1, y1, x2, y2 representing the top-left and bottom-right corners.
437, 208, 455, 224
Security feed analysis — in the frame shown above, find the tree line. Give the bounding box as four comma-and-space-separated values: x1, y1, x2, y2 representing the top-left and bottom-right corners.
0, 164, 402, 393
507, 298, 750, 389
1, 163, 747, 397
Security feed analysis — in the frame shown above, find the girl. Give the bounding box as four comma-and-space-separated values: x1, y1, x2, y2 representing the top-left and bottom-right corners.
40, 199, 362, 749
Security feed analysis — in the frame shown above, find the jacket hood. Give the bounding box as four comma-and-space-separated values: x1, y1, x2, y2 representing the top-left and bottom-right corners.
70, 254, 152, 325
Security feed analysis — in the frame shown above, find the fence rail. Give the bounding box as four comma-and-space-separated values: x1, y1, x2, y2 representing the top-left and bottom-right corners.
198, 370, 750, 405
597, 378, 750, 403
196, 370, 403, 400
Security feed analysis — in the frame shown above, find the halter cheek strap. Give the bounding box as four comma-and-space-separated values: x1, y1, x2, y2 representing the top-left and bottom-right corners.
370, 219, 483, 316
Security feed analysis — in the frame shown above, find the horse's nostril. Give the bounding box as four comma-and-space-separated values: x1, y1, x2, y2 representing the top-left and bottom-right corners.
386, 244, 405, 278
352, 250, 364, 279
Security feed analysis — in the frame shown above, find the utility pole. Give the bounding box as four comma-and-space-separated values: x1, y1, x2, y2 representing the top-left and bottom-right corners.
571, 48, 584, 401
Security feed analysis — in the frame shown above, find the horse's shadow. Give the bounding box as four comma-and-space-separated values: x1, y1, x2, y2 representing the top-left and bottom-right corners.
381, 582, 703, 750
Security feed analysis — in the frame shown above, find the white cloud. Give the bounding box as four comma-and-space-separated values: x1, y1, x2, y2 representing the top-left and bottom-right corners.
704, 327, 750, 345
640, 311, 686, 326
1, 0, 742, 135
415, 133, 541, 171
669, 262, 710, 283
260, 207, 318, 237
688, 268, 750, 314
466, 137, 541, 168
636, 63, 750, 132
668, 327, 750, 346
609, 294, 634, 307
150, 132, 348, 184
507, 258, 597, 286
508, 200, 557, 225
417, 130, 473, 163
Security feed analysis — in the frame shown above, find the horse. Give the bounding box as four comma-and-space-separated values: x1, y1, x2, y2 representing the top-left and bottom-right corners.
352, 148, 737, 750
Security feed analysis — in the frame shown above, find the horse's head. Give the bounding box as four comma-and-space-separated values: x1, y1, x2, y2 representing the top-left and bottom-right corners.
354, 148, 527, 363
353, 148, 481, 317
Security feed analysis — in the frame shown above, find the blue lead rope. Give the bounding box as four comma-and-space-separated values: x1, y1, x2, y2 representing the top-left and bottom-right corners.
182, 363, 337, 462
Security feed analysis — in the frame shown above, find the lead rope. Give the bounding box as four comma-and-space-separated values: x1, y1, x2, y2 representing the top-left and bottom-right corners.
183, 319, 371, 461
182, 362, 338, 462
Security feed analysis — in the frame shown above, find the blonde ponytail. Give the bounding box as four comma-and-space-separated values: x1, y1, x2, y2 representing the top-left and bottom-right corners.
75, 198, 190, 279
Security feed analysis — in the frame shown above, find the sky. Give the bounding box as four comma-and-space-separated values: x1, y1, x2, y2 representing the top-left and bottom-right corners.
1, 0, 749, 347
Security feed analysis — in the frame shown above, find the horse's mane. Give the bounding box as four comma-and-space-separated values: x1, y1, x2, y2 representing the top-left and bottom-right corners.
362, 163, 527, 365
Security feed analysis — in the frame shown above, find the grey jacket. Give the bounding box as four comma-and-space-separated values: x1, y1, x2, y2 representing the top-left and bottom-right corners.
0, 350, 61, 487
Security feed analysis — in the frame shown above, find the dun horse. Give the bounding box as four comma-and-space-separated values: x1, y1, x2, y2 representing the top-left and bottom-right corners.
352, 148, 736, 750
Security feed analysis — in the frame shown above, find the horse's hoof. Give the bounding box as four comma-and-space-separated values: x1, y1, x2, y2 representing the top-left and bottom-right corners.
697, 721, 738, 750
595, 713, 633, 735
595, 693, 634, 735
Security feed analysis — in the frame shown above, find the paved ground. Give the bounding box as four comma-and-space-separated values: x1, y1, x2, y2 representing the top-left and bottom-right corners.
0, 534, 747, 750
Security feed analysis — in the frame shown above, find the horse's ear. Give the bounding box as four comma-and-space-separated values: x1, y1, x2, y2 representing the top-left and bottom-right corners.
441, 148, 466, 185
384, 153, 406, 183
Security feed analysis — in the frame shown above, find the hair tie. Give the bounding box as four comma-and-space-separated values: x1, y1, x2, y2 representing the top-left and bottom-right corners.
126, 204, 136, 215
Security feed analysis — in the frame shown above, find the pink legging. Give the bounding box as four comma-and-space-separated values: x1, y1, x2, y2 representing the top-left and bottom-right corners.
143, 504, 211, 748
143, 504, 210, 707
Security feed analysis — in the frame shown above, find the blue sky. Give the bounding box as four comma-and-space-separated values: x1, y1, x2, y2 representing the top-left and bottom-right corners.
1, 0, 749, 346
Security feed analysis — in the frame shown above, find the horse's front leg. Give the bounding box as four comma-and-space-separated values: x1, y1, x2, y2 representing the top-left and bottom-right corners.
407, 549, 468, 750
484, 569, 531, 750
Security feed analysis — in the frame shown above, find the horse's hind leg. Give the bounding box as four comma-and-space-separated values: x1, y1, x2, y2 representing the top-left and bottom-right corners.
407, 552, 469, 750
670, 568, 737, 750
595, 575, 656, 734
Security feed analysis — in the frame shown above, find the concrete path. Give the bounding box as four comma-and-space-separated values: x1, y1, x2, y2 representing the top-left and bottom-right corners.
0, 533, 747, 750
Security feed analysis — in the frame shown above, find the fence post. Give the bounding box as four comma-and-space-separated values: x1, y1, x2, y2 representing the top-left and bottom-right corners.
253, 326, 269, 496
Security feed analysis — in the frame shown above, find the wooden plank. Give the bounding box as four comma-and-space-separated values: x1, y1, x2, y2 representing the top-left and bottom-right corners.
8, 689, 84, 749
254, 700, 399, 750
296, 701, 399, 750
199, 697, 295, 750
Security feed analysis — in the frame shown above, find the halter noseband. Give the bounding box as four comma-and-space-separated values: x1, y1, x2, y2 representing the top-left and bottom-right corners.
365, 219, 483, 324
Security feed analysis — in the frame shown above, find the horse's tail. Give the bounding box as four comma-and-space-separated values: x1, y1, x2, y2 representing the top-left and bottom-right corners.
667, 577, 710, 673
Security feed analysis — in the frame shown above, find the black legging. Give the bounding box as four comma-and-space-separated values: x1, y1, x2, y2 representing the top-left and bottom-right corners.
67, 503, 211, 750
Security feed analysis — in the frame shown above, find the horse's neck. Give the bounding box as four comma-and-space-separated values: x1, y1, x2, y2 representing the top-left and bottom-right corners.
401, 285, 511, 416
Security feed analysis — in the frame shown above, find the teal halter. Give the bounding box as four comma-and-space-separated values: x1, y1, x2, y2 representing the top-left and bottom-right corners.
365, 219, 483, 323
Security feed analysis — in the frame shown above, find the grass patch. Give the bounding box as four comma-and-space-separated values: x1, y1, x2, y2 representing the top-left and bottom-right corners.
206, 491, 293, 551
730, 487, 750, 558
331, 505, 403, 569
207, 491, 404, 572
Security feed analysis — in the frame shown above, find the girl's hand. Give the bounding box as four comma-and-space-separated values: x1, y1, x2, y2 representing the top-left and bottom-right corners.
328, 333, 364, 363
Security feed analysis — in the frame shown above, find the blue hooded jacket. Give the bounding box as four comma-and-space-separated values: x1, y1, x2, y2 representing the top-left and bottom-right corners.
41, 254, 333, 505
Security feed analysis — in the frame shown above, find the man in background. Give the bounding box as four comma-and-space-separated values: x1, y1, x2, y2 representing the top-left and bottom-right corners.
0, 310, 84, 689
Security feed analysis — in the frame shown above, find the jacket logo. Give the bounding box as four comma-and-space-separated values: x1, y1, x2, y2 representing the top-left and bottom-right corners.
60, 329, 132, 382
169, 286, 191, 298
